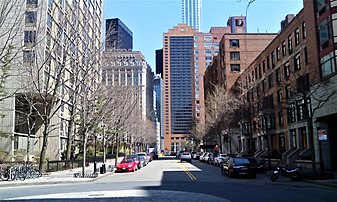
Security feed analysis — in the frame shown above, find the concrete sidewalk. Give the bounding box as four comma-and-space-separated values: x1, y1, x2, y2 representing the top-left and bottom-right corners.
0, 162, 116, 188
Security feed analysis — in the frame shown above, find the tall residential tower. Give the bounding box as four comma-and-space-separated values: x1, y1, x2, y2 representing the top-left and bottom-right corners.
182, 0, 202, 31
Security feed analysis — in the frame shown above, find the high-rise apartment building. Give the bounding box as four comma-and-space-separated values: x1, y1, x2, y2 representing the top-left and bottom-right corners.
0, 0, 103, 160
105, 18, 133, 50
182, 0, 202, 31
163, 24, 197, 153
153, 75, 164, 151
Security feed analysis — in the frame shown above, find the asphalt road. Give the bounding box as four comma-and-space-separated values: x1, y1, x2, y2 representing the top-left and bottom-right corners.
1, 157, 337, 202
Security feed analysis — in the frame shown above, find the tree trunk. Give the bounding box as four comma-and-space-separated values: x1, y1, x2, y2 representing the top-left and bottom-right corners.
39, 123, 49, 172
307, 116, 317, 177
66, 116, 75, 160
82, 128, 87, 177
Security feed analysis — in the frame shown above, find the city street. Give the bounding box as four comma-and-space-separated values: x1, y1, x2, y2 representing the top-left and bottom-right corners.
1, 157, 337, 201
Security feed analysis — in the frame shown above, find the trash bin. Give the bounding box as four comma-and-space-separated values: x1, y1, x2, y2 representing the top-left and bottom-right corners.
100, 166, 103, 174
102, 164, 106, 173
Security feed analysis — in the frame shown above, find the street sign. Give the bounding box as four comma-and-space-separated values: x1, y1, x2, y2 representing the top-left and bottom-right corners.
318, 129, 328, 141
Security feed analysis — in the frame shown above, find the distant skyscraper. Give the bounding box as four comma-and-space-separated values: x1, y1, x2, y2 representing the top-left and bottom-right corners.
105, 18, 133, 50
155, 49, 163, 78
182, 0, 201, 31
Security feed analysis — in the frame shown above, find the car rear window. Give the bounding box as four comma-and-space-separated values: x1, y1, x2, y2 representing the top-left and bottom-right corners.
233, 158, 250, 164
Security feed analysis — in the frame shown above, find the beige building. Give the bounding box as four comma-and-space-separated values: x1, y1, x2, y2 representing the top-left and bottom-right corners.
0, 0, 102, 161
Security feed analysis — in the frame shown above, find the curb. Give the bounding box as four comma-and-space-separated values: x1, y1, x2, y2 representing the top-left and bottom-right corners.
303, 179, 337, 189
0, 171, 116, 188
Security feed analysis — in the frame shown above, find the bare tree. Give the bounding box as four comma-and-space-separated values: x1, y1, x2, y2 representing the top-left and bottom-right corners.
204, 85, 242, 152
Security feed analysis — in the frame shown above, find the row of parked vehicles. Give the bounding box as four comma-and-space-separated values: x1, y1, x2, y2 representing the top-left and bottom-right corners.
115, 152, 158, 172
196, 152, 265, 178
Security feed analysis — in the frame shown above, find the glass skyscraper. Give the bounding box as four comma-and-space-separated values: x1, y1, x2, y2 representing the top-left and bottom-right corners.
182, 0, 202, 31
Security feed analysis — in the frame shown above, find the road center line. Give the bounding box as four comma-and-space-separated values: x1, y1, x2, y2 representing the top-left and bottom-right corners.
178, 163, 197, 181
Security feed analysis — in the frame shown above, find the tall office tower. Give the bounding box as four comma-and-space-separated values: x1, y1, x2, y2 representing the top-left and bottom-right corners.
0, 0, 103, 160
153, 75, 164, 151
155, 49, 163, 78
101, 50, 154, 121
105, 18, 133, 50
182, 0, 202, 31
163, 24, 197, 153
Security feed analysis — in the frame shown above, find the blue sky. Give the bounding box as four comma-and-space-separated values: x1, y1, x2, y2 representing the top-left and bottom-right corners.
104, 0, 304, 72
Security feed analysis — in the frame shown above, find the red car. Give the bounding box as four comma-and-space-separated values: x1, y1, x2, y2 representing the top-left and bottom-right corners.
115, 159, 138, 172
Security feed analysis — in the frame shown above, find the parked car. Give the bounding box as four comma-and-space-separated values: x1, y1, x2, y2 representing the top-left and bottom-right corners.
180, 152, 192, 163
137, 152, 149, 165
204, 153, 213, 164
213, 154, 228, 166
220, 157, 256, 178
115, 159, 138, 172
199, 152, 207, 162
192, 152, 201, 160
125, 154, 142, 169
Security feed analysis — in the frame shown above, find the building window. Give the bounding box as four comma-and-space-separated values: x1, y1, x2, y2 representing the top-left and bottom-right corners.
205, 49, 212, 54
262, 60, 266, 73
194, 50, 199, 54
295, 28, 300, 45
318, 19, 330, 50
297, 99, 306, 121
285, 85, 291, 100
277, 89, 283, 103
195, 94, 200, 98
288, 103, 296, 123
268, 74, 273, 88
316, 0, 327, 16
284, 62, 290, 79
195, 62, 199, 67
294, 53, 301, 71
195, 74, 199, 79
23, 50, 35, 63
302, 22, 306, 39
25, 11, 37, 24
229, 39, 239, 47
282, 41, 286, 56
24, 31, 36, 45
194, 43, 198, 48
230, 64, 240, 72
276, 68, 281, 84
230, 52, 240, 60
267, 56, 270, 69
205, 56, 212, 60
276, 46, 281, 61
271, 51, 275, 67
320, 51, 336, 77
195, 81, 200, 85
288, 35, 293, 54
235, 19, 244, 26
196, 106, 200, 111
195, 56, 199, 61
279, 133, 285, 151
278, 112, 284, 127
196, 100, 200, 104
195, 87, 199, 92
204, 35, 212, 41
204, 43, 212, 47
332, 0, 337, 7
27, 0, 38, 7
194, 36, 198, 41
